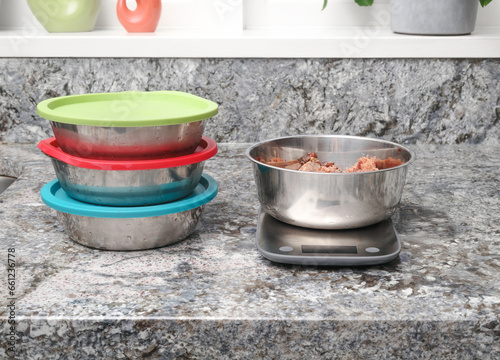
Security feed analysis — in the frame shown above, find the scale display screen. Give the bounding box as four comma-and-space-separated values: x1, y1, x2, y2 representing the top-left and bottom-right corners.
302, 245, 358, 254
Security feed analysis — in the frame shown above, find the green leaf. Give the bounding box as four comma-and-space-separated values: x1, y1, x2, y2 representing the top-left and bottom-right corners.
355, 0, 374, 6
479, 0, 493, 7
322, 0, 328, 11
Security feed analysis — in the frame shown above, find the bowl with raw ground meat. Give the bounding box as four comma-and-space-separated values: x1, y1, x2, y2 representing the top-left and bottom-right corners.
246, 135, 415, 229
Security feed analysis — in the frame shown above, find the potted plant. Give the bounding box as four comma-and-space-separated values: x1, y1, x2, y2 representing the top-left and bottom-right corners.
322, 0, 494, 35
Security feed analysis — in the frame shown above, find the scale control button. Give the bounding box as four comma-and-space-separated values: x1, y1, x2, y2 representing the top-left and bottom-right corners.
279, 246, 294, 252
365, 247, 380, 253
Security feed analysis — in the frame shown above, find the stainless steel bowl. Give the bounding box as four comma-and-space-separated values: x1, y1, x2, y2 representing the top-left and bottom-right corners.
39, 136, 217, 206
51, 158, 205, 206
51, 120, 205, 160
41, 175, 218, 251
57, 206, 204, 251
246, 135, 415, 230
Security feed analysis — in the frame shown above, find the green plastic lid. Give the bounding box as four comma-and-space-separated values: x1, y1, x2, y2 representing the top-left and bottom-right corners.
36, 91, 219, 127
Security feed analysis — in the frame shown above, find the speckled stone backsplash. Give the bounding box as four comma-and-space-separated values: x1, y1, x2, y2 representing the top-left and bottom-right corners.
0, 58, 499, 144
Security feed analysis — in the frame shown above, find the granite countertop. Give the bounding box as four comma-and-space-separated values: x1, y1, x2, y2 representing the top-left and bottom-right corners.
0, 142, 499, 359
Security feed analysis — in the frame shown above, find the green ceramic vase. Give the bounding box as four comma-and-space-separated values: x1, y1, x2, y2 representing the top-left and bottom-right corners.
26, 0, 101, 32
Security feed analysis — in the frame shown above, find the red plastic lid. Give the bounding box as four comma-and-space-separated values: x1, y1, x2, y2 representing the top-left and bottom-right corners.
38, 136, 218, 170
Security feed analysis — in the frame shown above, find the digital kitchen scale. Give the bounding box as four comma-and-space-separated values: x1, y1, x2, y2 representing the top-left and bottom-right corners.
256, 208, 401, 266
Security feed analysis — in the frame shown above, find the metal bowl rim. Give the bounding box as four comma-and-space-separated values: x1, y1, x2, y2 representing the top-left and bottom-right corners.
246, 135, 416, 175
50, 119, 206, 129
55, 206, 203, 221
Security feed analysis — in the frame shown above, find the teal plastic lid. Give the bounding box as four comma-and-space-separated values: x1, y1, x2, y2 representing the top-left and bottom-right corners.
37, 91, 219, 127
41, 174, 218, 219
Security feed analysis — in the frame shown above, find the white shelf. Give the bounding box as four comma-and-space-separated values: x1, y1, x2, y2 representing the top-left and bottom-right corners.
1, 26, 500, 58
0, 0, 499, 58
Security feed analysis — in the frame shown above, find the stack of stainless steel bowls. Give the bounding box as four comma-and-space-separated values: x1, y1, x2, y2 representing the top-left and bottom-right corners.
38, 91, 219, 250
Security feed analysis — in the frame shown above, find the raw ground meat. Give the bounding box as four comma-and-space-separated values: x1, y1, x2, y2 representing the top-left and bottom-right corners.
258, 153, 404, 173
344, 156, 378, 173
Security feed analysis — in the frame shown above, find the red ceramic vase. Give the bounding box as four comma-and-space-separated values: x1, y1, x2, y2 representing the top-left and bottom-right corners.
117, 0, 162, 33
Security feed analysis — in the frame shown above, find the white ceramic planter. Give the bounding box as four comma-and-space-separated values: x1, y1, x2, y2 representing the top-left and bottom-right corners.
391, 0, 479, 35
